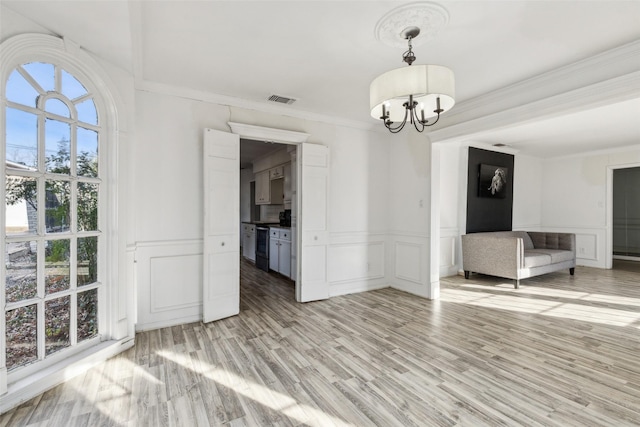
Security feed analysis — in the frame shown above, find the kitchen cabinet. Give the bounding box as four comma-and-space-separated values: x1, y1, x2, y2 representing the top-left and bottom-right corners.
242, 223, 256, 261
255, 169, 284, 205
268, 227, 291, 277
270, 166, 284, 180
255, 170, 270, 204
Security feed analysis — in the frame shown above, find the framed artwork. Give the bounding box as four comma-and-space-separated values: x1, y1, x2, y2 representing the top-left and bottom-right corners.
478, 164, 508, 198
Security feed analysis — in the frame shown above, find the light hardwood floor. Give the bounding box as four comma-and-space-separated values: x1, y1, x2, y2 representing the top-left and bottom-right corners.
1, 259, 639, 426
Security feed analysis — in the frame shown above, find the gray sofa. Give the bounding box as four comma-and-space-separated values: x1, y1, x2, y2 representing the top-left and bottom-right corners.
461, 231, 576, 288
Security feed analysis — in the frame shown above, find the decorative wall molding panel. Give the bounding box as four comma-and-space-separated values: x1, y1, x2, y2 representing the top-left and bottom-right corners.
439, 228, 458, 277
394, 241, 424, 285
327, 240, 385, 296
135, 240, 203, 331
541, 228, 604, 268
576, 233, 599, 262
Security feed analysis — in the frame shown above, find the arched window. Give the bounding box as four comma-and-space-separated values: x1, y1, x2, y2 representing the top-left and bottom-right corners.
4, 61, 102, 373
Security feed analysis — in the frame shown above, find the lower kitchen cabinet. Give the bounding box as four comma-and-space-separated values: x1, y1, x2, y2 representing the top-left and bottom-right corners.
242, 223, 256, 262
269, 227, 291, 277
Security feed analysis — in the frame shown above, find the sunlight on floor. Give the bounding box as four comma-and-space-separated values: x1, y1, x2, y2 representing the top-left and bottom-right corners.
460, 283, 640, 307
69, 358, 159, 425
441, 285, 640, 328
159, 350, 354, 427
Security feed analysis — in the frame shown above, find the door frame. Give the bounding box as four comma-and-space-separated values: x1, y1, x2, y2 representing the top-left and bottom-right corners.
228, 122, 310, 298
606, 162, 640, 268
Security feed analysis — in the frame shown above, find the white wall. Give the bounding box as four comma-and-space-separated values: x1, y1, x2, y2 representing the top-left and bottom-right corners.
387, 132, 434, 297
540, 146, 640, 268
513, 154, 543, 230
436, 142, 464, 277
133, 89, 392, 330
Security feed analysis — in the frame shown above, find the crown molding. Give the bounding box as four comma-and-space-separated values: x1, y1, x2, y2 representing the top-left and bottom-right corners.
443, 40, 640, 123
429, 71, 640, 143
135, 79, 380, 133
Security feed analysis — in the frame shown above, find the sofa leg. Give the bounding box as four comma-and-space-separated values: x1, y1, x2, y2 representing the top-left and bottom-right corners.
570, 267, 575, 276
514, 279, 520, 289
464, 271, 470, 279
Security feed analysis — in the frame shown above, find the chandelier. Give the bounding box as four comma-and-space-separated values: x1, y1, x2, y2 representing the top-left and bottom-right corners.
370, 27, 455, 133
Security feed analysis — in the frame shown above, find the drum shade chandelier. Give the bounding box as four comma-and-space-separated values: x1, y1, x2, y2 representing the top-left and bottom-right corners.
370, 26, 455, 133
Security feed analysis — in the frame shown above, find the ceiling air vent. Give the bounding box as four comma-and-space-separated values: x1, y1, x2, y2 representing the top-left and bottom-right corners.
268, 94, 297, 105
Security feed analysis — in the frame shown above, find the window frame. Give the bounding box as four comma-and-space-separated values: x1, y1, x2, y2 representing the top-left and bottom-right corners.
0, 34, 123, 394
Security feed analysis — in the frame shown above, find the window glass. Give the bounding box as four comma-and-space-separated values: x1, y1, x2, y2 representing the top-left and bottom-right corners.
5, 108, 38, 169
6, 175, 38, 236
22, 62, 55, 92
6, 69, 39, 107
45, 239, 70, 294
44, 98, 70, 118
77, 288, 98, 342
61, 69, 87, 100
45, 119, 71, 174
6, 305, 38, 370
77, 127, 98, 177
45, 296, 70, 355
4, 60, 103, 372
76, 98, 97, 125
45, 180, 70, 233
78, 237, 98, 286
5, 242, 37, 302
78, 183, 98, 231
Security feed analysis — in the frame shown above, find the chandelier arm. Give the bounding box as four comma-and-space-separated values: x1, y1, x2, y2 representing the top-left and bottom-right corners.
424, 112, 441, 127
412, 110, 426, 132
384, 107, 409, 133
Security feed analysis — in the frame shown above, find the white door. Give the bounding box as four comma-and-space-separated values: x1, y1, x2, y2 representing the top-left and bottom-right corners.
297, 143, 330, 302
203, 128, 240, 323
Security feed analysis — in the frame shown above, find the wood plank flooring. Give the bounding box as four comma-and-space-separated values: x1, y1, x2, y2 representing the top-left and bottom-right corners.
1, 259, 639, 426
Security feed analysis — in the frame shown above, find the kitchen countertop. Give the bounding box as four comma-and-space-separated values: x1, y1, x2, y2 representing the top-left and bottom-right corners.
243, 221, 290, 229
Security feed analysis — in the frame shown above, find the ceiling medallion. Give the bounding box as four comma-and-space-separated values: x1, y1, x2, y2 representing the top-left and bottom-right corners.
374, 2, 449, 48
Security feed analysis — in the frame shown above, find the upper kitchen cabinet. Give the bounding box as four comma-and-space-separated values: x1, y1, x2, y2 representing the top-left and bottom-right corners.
255, 170, 270, 204
270, 166, 284, 180
255, 168, 284, 205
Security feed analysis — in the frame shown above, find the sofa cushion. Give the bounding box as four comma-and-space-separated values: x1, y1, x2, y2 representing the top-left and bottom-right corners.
523, 251, 552, 268
527, 249, 574, 264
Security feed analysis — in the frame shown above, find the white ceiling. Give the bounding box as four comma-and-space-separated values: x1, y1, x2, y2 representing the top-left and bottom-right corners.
3, 1, 640, 158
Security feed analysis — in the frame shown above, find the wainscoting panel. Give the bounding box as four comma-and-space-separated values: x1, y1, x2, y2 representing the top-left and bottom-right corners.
327, 233, 386, 296
150, 254, 202, 313
439, 227, 460, 277
395, 241, 423, 284
543, 227, 604, 268
576, 232, 598, 261
135, 240, 203, 331
387, 232, 432, 298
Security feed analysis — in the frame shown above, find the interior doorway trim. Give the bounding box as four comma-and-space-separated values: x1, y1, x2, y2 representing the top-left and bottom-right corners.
228, 122, 310, 144
227, 122, 311, 300
605, 162, 640, 269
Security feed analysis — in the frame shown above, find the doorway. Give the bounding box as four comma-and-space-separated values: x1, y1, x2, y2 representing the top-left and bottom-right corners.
607, 164, 640, 270
612, 166, 640, 271
228, 122, 330, 304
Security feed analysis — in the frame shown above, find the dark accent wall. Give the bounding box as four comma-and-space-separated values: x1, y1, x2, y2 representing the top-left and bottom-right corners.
466, 147, 514, 233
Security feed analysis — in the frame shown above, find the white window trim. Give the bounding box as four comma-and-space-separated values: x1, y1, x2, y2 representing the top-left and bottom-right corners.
0, 34, 132, 412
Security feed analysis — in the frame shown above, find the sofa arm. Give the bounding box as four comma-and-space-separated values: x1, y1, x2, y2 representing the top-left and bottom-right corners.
461, 234, 524, 280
